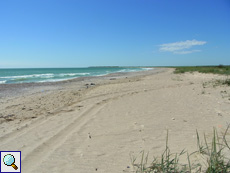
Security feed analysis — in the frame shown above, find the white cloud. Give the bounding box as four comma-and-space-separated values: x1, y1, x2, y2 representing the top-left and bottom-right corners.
174, 50, 201, 54
159, 39, 206, 54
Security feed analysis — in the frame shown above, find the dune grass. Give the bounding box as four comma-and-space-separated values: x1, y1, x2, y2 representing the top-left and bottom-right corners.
173, 65, 230, 75
131, 126, 230, 172
174, 65, 230, 87
217, 79, 230, 86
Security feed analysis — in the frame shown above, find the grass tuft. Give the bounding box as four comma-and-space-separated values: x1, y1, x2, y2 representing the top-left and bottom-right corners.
131, 125, 230, 172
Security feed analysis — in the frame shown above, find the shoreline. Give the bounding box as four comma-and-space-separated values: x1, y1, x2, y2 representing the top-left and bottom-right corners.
0, 68, 164, 99
0, 67, 153, 85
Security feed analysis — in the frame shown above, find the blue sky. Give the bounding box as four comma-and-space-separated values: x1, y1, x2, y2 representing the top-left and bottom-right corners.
0, 0, 229, 68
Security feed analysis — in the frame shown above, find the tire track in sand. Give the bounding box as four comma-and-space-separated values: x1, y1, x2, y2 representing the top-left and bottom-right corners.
21, 102, 106, 173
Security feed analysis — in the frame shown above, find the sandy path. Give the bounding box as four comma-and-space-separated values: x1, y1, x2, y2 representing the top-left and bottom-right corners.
0, 68, 230, 172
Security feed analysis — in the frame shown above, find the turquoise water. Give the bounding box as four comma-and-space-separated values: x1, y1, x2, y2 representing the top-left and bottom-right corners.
0, 67, 152, 84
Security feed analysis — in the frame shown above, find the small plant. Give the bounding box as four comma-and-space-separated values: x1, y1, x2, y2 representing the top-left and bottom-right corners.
131, 131, 190, 172
215, 79, 230, 87
196, 127, 230, 172
131, 125, 230, 172
202, 82, 205, 88
222, 79, 230, 86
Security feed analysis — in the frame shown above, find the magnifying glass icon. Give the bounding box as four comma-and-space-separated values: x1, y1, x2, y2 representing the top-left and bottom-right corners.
3, 154, 18, 170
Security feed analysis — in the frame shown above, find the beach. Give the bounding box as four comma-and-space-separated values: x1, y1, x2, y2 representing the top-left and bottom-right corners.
0, 68, 230, 172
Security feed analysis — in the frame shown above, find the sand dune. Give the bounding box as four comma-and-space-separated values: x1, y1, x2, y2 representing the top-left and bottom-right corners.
0, 68, 230, 172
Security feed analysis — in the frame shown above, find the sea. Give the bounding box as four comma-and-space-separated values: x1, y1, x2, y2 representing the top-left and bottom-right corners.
0, 67, 152, 84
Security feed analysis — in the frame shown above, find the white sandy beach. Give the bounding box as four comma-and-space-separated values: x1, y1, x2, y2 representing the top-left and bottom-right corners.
0, 68, 230, 172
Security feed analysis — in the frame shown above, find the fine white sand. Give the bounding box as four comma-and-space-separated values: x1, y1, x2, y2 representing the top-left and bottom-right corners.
0, 68, 230, 172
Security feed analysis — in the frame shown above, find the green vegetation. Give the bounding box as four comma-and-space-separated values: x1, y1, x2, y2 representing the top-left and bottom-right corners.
173, 65, 230, 75
131, 126, 230, 172
222, 79, 230, 86
215, 79, 230, 87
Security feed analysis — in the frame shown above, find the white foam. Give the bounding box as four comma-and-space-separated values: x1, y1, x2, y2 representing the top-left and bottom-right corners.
117, 69, 126, 72
96, 73, 108, 76
142, 68, 153, 70
117, 69, 139, 73
34, 74, 54, 78
58, 73, 90, 77
77, 73, 90, 75
0, 80, 6, 84
0, 73, 54, 79
38, 79, 65, 83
